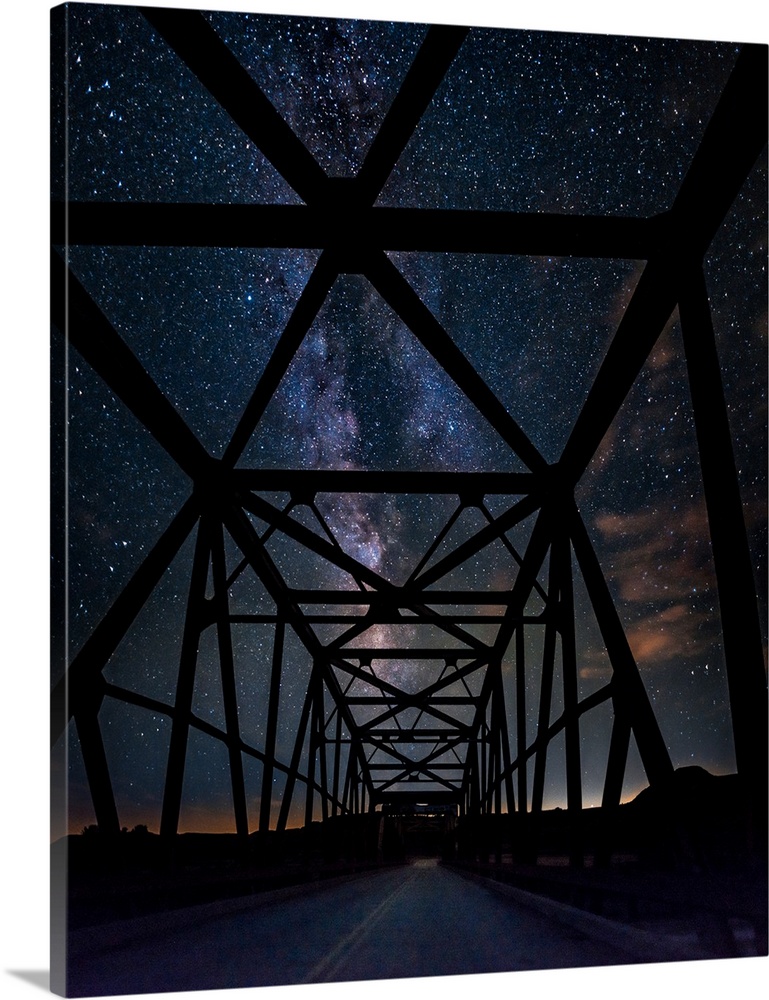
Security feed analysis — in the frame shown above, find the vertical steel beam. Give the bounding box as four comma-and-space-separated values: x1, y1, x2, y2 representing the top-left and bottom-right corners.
303, 671, 323, 827
556, 531, 584, 866
74, 701, 120, 837
493, 746, 501, 817
595, 711, 632, 867
468, 742, 478, 818
331, 709, 343, 818
276, 669, 315, 834
531, 543, 558, 816
342, 757, 353, 815
492, 709, 502, 817
160, 518, 211, 841
495, 668, 516, 819
601, 711, 632, 810
489, 697, 503, 863
317, 690, 330, 823
304, 701, 317, 830
679, 265, 768, 835
529, 542, 558, 862
480, 721, 487, 815
515, 625, 528, 814
260, 619, 285, 834
210, 517, 249, 842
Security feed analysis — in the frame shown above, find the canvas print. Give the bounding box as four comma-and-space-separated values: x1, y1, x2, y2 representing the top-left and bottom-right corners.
51, 2, 768, 996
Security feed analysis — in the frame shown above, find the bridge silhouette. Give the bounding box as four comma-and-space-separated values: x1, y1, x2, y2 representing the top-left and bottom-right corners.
51, 6, 767, 995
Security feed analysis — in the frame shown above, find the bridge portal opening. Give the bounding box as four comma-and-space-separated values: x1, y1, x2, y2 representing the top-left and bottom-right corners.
381, 798, 459, 859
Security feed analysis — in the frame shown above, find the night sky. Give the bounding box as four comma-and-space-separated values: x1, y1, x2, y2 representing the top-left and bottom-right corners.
52, 1, 767, 835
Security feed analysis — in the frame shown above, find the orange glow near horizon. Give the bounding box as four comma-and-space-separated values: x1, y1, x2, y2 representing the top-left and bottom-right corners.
63, 798, 308, 839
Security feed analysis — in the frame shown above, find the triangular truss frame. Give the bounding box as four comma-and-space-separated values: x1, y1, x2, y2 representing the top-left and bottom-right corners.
52, 7, 767, 860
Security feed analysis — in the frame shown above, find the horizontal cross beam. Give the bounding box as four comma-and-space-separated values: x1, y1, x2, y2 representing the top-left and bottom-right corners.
290, 589, 522, 606
228, 613, 509, 624
232, 468, 537, 495
55, 202, 663, 258
335, 648, 486, 660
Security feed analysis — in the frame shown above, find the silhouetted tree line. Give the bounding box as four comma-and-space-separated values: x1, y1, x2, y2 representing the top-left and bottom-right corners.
81, 823, 151, 837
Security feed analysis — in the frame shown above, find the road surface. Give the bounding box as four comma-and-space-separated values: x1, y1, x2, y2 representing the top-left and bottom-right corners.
67, 859, 640, 995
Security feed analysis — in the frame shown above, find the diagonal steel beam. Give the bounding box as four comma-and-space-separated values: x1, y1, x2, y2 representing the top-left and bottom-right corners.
240, 489, 491, 650
357, 696, 475, 733
327, 658, 411, 702
103, 680, 345, 815
372, 766, 461, 793
557, 256, 679, 485
489, 504, 553, 659
405, 500, 465, 587
365, 251, 548, 473
222, 504, 376, 798
368, 735, 468, 769
459, 507, 556, 791
140, 6, 329, 203
559, 47, 767, 486
413, 492, 544, 590
52, 251, 212, 481
52, 495, 200, 745
495, 684, 614, 789
223, 250, 339, 466
478, 498, 548, 603
240, 487, 394, 590
568, 503, 674, 788
331, 654, 486, 704
353, 24, 469, 204
668, 44, 768, 258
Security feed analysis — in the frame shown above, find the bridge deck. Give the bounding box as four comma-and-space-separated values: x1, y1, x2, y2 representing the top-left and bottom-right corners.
66, 859, 680, 996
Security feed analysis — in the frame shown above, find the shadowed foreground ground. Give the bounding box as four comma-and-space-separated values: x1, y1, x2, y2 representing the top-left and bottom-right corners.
66, 858, 660, 996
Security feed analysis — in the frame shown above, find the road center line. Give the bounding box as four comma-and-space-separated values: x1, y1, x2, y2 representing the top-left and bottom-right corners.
304, 869, 421, 983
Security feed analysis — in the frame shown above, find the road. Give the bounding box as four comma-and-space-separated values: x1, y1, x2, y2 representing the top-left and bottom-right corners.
67, 859, 639, 995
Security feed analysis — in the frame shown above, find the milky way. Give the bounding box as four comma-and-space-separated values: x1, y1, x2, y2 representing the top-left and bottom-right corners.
53, 2, 766, 832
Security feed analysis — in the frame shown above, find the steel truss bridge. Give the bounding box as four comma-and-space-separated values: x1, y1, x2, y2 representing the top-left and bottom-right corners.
52, 7, 768, 864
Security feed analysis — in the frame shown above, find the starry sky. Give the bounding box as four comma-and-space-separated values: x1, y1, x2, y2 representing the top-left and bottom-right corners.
52, 1, 767, 835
